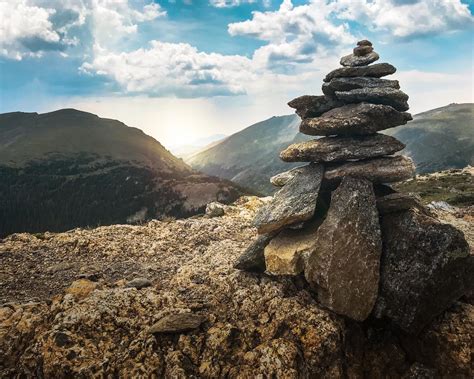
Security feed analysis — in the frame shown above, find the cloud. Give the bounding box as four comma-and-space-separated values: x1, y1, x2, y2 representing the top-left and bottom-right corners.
81, 41, 255, 97
0, 0, 165, 60
209, 0, 256, 7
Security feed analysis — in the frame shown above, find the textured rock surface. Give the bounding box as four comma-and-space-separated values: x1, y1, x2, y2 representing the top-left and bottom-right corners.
149, 313, 204, 334
324, 156, 416, 184
340, 51, 379, 67
324, 63, 396, 82
375, 209, 473, 334
264, 219, 322, 275
270, 165, 306, 187
126, 277, 152, 289
376, 192, 424, 214
206, 202, 226, 217
287, 95, 344, 119
280, 134, 405, 163
300, 103, 412, 136
234, 233, 275, 272
322, 77, 399, 97
353, 45, 373, 56
254, 164, 324, 234
335, 87, 409, 111
305, 177, 382, 321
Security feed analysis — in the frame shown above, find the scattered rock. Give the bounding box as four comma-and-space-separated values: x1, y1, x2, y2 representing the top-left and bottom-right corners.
264, 219, 322, 276
299, 103, 412, 136
335, 87, 409, 112
280, 134, 405, 163
375, 210, 473, 333
234, 233, 275, 272
206, 202, 225, 217
427, 201, 456, 213
287, 95, 344, 119
376, 193, 424, 214
149, 313, 204, 334
270, 165, 306, 187
353, 45, 373, 56
340, 51, 379, 67
324, 63, 396, 82
254, 164, 324, 234
305, 177, 382, 321
65, 279, 97, 301
322, 77, 400, 98
324, 156, 415, 184
126, 277, 152, 289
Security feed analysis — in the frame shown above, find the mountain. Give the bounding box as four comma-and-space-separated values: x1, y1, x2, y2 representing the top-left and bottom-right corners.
170, 133, 227, 158
0, 109, 245, 237
186, 103, 474, 194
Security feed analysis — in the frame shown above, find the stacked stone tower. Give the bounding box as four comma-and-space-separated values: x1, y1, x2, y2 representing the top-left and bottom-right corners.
235, 41, 473, 334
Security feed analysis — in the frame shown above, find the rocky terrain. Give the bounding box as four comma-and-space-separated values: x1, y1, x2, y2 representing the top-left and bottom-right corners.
0, 194, 472, 378
187, 103, 474, 195
0, 109, 245, 237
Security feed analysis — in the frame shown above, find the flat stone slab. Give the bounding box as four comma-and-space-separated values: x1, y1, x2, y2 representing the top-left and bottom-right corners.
324, 156, 415, 184
335, 87, 409, 112
305, 177, 382, 321
340, 51, 379, 67
288, 95, 344, 119
299, 103, 412, 136
254, 164, 324, 234
322, 77, 399, 98
149, 313, 204, 334
376, 192, 424, 214
264, 219, 322, 276
270, 165, 307, 187
280, 134, 405, 163
234, 233, 275, 272
374, 210, 473, 334
324, 63, 396, 82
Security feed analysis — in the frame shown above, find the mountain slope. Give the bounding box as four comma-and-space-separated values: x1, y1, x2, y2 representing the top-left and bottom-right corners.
187, 103, 474, 194
0, 109, 245, 237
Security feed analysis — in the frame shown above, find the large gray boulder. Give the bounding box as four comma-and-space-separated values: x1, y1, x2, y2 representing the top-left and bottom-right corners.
280, 134, 405, 163
254, 164, 324, 234
299, 103, 412, 136
305, 177, 382, 321
322, 77, 399, 98
374, 209, 473, 334
324, 63, 396, 82
335, 87, 409, 112
324, 156, 415, 185
287, 95, 344, 119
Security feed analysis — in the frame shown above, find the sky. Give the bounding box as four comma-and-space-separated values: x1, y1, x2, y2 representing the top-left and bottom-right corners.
0, 0, 473, 149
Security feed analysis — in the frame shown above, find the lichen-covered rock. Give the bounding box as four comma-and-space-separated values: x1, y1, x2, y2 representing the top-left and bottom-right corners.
340, 51, 379, 67
375, 210, 473, 334
234, 233, 275, 272
324, 156, 415, 184
149, 312, 204, 334
254, 164, 324, 234
376, 192, 424, 214
287, 95, 344, 119
305, 177, 382, 321
206, 202, 225, 217
280, 134, 405, 163
335, 87, 409, 112
324, 63, 396, 82
299, 103, 412, 136
322, 77, 400, 97
270, 165, 306, 187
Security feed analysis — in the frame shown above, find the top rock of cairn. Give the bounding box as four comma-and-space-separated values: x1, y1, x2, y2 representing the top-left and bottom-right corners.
235, 41, 473, 334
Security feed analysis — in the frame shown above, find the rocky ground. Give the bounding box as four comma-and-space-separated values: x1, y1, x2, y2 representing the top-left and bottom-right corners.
1, 193, 473, 378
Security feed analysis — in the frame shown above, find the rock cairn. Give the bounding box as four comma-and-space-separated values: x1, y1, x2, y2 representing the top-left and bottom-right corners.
235, 41, 473, 334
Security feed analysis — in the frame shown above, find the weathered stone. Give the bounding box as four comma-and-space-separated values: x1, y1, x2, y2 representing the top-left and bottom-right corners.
374, 210, 473, 334
264, 219, 322, 276
300, 103, 412, 136
287, 95, 344, 119
305, 177, 382, 321
322, 77, 399, 98
376, 193, 423, 214
353, 45, 373, 56
234, 233, 275, 272
280, 134, 405, 163
149, 313, 204, 334
357, 39, 372, 47
270, 165, 307, 187
205, 202, 225, 217
324, 63, 396, 82
254, 164, 324, 234
126, 277, 152, 289
335, 87, 410, 112
324, 156, 415, 184
340, 51, 379, 67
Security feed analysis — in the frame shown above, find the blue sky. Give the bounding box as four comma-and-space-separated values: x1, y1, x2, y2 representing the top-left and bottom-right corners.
0, 0, 473, 147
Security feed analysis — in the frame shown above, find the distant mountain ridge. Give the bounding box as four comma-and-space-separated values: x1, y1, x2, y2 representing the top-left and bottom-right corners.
0, 109, 245, 237
186, 103, 474, 194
